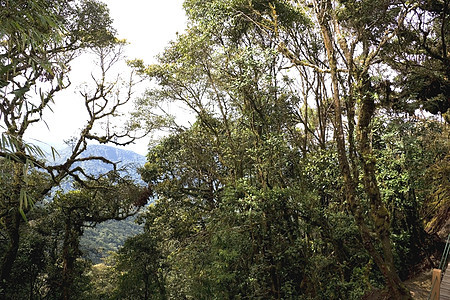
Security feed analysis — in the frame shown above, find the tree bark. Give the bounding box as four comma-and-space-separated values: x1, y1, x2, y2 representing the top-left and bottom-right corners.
62, 219, 82, 300
0, 208, 21, 289
357, 76, 411, 298
314, 1, 412, 298
0, 160, 25, 293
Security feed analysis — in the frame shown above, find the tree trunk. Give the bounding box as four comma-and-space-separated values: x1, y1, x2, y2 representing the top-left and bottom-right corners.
314, 2, 411, 298
0, 208, 21, 290
1, 151, 26, 294
357, 76, 411, 298
62, 219, 81, 300
144, 273, 149, 300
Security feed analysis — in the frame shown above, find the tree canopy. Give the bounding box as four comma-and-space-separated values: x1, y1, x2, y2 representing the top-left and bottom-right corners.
1, 0, 448, 299
0, 0, 149, 297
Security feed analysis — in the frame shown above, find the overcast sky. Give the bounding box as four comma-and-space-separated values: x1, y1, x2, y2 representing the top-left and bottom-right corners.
27, 0, 188, 155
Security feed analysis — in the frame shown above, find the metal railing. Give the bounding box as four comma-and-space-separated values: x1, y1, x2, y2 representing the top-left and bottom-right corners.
439, 233, 450, 272
429, 233, 450, 300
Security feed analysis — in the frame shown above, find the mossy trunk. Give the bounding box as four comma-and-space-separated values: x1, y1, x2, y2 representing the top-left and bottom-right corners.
357, 76, 411, 299
0, 208, 21, 288
0, 161, 25, 293
315, 2, 411, 297
62, 219, 82, 300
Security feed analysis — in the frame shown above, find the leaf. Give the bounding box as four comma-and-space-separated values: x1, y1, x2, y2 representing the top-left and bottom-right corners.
10, 85, 30, 97
51, 146, 59, 161
19, 208, 28, 222
19, 189, 27, 210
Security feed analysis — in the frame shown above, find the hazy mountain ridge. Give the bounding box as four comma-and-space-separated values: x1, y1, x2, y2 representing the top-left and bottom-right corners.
46, 144, 147, 264
48, 144, 146, 177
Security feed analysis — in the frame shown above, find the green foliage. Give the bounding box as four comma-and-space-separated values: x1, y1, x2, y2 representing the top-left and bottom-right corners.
81, 217, 142, 264
111, 233, 166, 300
0, 171, 144, 299
130, 0, 448, 298
1, 0, 448, 299
1, 0, 129, 293
372, 116, 449, 276
129, 113, 377, 299
379, 0, 450, 115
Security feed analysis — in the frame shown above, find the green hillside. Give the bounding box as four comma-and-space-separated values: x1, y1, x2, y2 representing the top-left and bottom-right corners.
81, 217, 143, 264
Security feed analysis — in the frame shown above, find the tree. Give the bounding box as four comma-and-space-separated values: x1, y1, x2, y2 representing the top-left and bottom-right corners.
372, 116, 448, 276
380, 0, 449, 116
137, 120, 372, 298
119, 0, 449, 298
0, 0, 146, 293
134, 11, 369, 296
225, 0, 446, 297
309, 1, 411, 297
53, 172, 145, 300
113, 233, 167, 300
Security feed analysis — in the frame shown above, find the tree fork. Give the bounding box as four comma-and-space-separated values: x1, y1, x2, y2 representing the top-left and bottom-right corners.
313, 1, 411, 297
356, 75, 411, 298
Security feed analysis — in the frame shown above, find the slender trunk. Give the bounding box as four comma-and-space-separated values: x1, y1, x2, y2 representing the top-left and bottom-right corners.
62, 219, 81, 300
317, 8, 355, 210
0, 138, 30, 294
29, 269, 35, 300
1, 161, 24, 292
144, 272, 149, 300
0, 208, 21, 288
357, 76, 410, 298
62, 222, 73, 300
314, 2, 411, 298
157, 272, 167, 300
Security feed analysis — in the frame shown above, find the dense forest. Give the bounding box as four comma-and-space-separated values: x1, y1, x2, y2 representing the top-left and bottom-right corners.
1, 0, 449, 299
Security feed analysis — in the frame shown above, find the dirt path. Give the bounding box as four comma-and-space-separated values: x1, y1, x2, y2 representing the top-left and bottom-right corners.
362, 270, 432, 300
404, 270, 432, 300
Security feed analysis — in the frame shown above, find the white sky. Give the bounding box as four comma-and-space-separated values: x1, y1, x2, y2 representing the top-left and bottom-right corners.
26, 0, 188, 155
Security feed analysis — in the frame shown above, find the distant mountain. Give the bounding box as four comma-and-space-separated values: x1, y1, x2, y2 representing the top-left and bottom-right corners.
49, 144, 146, 179
47, 144, 147, 263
